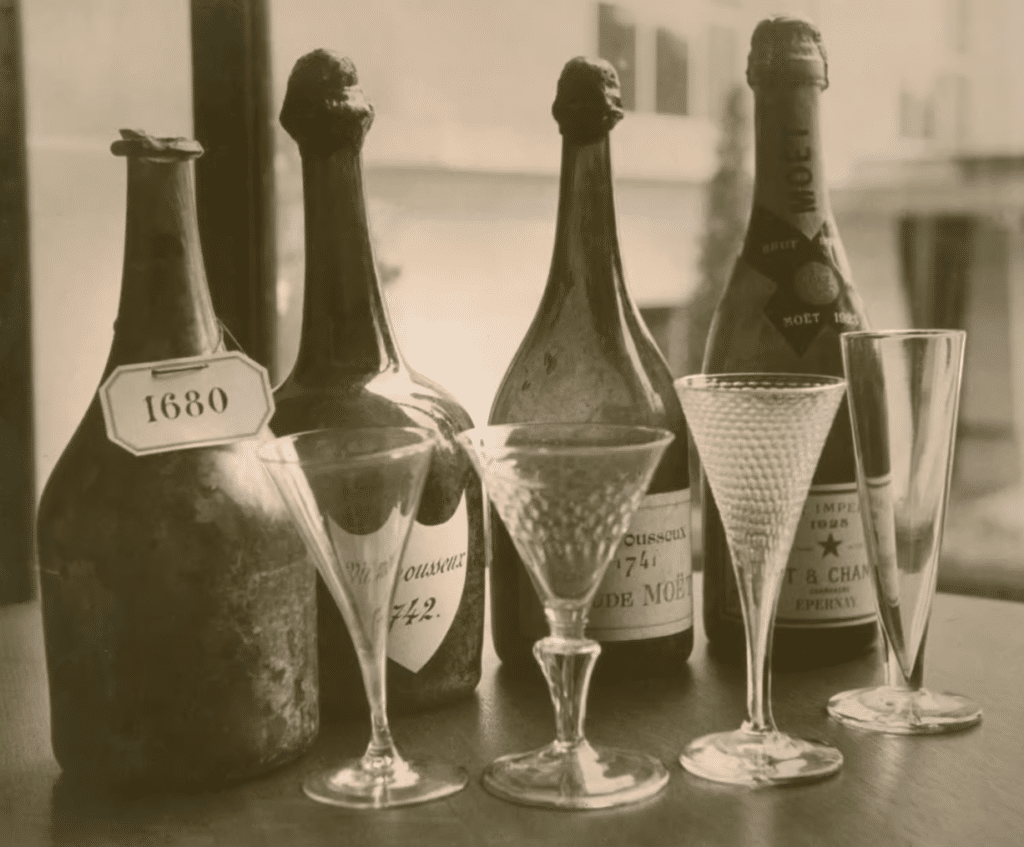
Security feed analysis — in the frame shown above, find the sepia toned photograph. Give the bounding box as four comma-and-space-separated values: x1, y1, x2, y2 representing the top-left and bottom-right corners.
2, 1, 1022, 844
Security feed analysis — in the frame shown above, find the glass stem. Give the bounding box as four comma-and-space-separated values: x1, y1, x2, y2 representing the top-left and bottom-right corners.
884, 619, 927, 693
356, 621, 400, 772
738, 565, 780, 734
536, 609, 600, 748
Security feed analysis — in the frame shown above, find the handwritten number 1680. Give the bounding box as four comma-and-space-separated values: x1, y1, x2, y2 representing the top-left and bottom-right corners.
145, 388, 229, 423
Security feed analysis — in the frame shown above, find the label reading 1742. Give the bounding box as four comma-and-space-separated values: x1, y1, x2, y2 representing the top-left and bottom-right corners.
387, 493, 468, 673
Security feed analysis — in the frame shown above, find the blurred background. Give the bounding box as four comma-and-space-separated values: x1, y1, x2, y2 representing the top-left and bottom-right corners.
7, 0, 1024, 602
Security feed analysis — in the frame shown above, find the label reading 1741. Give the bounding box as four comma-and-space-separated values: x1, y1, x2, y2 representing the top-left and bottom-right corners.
586, 489, 693, 642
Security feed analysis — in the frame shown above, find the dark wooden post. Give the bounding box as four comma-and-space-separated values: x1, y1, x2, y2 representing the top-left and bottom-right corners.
190, 0, 277, 377
0, 0, 36, 604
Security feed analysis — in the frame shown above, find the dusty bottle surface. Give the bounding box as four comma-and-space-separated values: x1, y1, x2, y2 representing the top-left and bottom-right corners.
35, 130, 318, 789
488, 56, 693, 681
701, 17, 877, 668
272, 50, 484, 717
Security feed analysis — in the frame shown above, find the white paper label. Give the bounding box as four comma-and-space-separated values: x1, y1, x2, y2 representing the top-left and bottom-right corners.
773, 482, 878, 627
387, 493, 468, 672
99, 352, 274, 456
586, 489, 693, 642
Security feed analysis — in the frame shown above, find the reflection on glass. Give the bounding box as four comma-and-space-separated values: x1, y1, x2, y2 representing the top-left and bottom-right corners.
829, 329, 982, 734
459, 423, 673, 810
259, 426, 468, 807
675, 373, 846, 786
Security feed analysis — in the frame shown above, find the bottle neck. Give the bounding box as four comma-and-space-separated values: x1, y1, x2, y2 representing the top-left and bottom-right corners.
548, 136, 628, 315
106, 157, 221, 370
751, 83, 833, 238
290, 148, 402, 383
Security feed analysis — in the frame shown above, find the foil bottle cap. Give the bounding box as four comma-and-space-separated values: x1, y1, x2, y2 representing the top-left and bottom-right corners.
747, 16, 828, 90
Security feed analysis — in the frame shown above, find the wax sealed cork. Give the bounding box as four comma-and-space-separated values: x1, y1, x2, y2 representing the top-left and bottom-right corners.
280, 49, 374, 155
552, 56, 624, 143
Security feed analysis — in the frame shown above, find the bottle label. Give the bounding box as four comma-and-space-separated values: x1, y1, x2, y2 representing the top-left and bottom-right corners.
387, 492, 468, 672
99, 352, 275, 456
514, 490, 693, 642
741, 205, 861, 356
723, 482, 876, 627
586, 489, 693, 641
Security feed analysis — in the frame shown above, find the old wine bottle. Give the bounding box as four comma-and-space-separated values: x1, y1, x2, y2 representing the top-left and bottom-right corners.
489, 57, 693, 679
35, 131, 317, 788
701, 17, 877, 667
273, 51, 484, 716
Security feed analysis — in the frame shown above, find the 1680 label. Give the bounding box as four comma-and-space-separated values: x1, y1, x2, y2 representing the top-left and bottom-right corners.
100, 352, 275, 455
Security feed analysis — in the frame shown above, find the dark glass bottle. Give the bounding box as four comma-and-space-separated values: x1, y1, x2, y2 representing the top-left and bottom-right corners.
489, 57, 693, 680
273, 51, 484, 717
701, 17, 877, 667
35, 130, 318, 788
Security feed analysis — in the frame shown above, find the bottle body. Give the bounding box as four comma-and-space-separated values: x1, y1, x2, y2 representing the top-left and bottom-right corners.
35, 136, 318, 788
489, 129, 693, 679
273, 55, 484, 717
701, 43, 876, 667
272, 371, 485, 716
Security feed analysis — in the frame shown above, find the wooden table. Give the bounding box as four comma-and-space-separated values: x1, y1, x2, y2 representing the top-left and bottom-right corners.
2, 576, 1023, 846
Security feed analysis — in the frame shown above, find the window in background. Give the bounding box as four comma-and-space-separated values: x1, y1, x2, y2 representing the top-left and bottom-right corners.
948, 0, 970, 54
598, 2, 636, 110
900, 87, 935, 138
655, 27, 688, 116
706, 24, 737, 122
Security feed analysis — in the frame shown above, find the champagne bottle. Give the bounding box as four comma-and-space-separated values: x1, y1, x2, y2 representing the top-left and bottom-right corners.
701, 17, 877, 667
489, 57, 693, 679
273, 50, 485, 716
35, 130, 318, 788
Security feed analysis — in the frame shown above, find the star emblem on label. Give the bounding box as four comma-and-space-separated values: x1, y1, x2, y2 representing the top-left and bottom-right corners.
742, 206, 856, 356
818, 532, 842, 558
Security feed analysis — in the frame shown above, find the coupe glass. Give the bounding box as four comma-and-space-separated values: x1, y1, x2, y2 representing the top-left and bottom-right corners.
828, 329, 981, 734
675, 373, 847, 786
258, 427, 468, 808
458, 423, 673, 810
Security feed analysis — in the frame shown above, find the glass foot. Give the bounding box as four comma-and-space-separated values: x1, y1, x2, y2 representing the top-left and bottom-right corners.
828, 685, 982, 735
303, 755, 468, 809
481, 740, 668, 810
680, 727, 843, 787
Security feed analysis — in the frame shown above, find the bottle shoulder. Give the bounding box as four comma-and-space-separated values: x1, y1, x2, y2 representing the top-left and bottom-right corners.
491, 294, 681, 427
704, 253, 866, 375
38, 405, 300, 548
273, 365, 473, 434
272, 367, 477, 527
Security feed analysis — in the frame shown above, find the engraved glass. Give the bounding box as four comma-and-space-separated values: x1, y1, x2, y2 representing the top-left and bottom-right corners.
458, 423, 673, 809
828, 329, 981, 734
675, 373, 846, 786
258, 427, 468, 808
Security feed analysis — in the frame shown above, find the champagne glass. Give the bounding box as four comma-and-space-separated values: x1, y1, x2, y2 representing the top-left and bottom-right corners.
828, 329, 981, 734
258, 427, 468, 808
458, 423, 673, 810
675, 374, 847, 786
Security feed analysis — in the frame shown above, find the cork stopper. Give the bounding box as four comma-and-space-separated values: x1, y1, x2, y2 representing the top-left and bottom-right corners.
111, 129, 203, 159
280, 49, 374, 155
552, 56, 624, 143
747, 16, 828, 90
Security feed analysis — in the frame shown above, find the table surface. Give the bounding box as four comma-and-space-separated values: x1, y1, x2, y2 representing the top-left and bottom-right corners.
2, 575, 1023, 847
